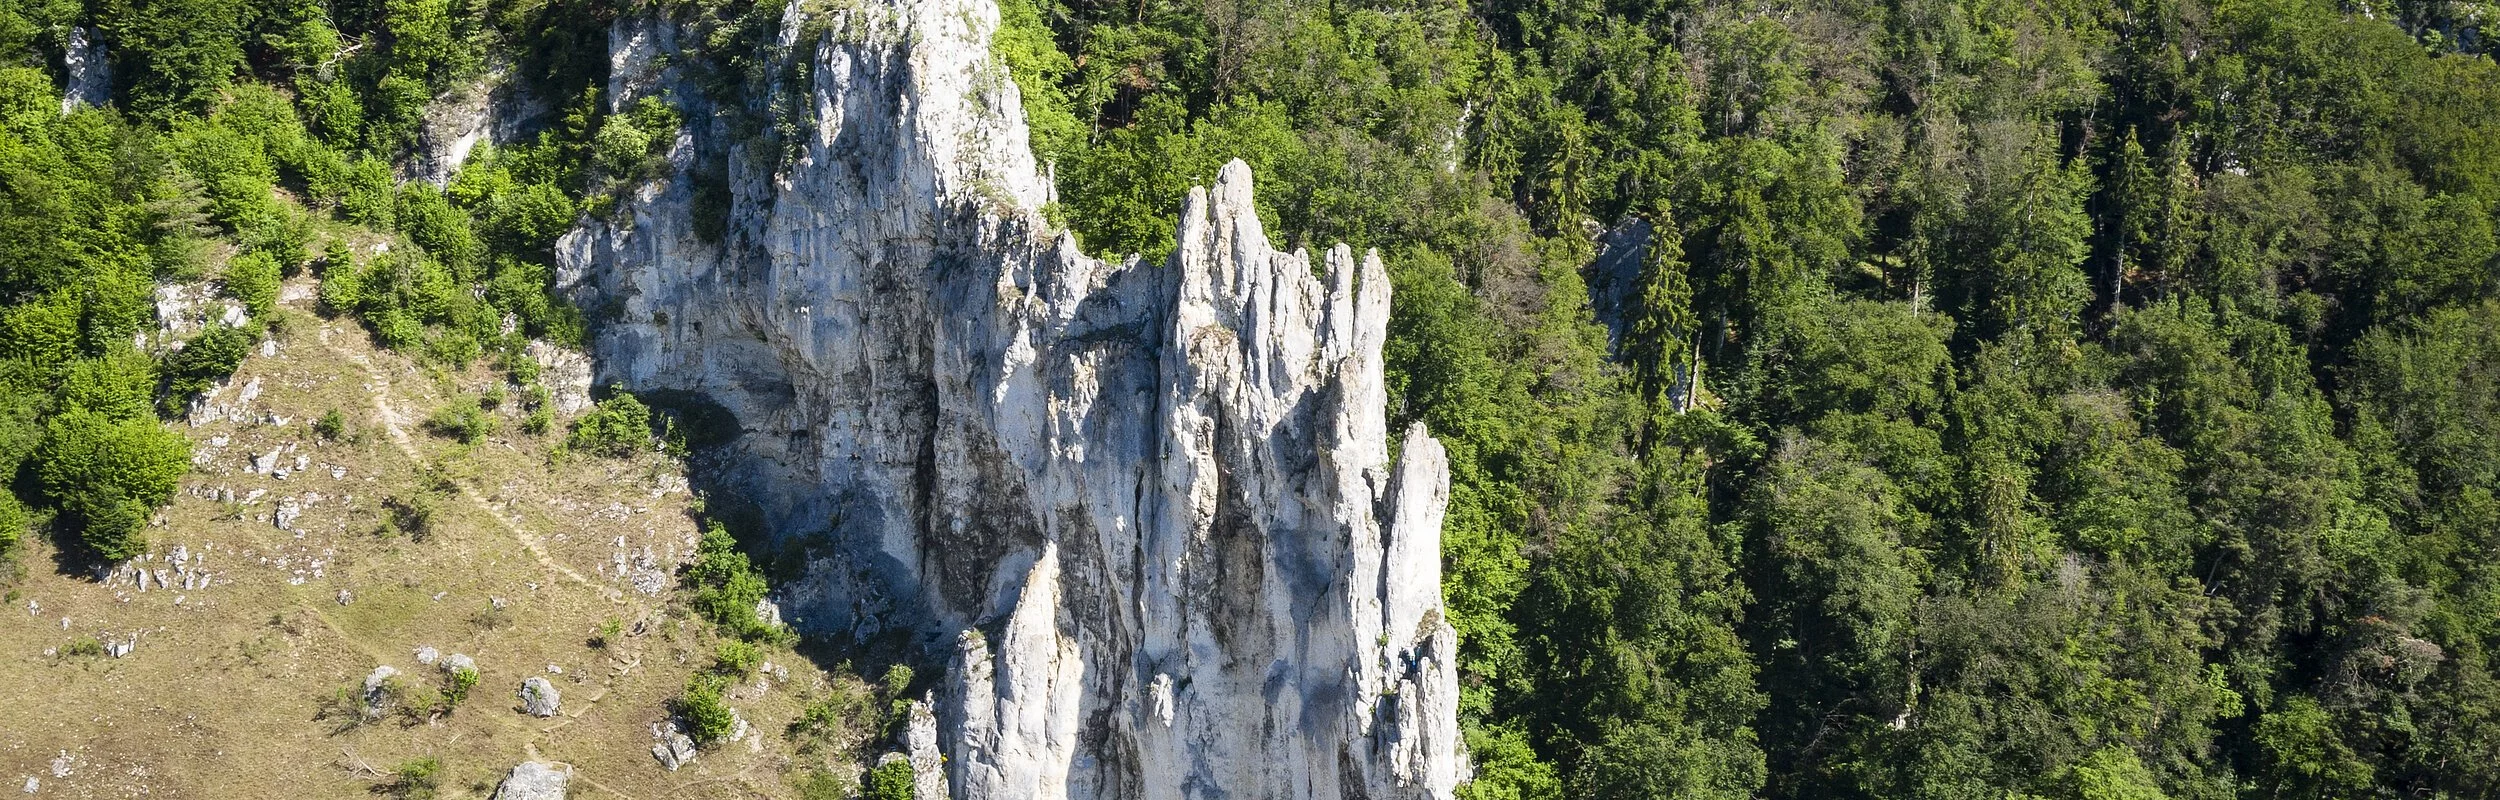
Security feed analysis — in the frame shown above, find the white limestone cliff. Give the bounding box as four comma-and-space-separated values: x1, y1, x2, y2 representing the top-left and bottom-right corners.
554, 0, 1464, 796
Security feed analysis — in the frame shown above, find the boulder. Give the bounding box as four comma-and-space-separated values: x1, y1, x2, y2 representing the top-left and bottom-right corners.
519, 677, 560, 717
493, 761, 570, 800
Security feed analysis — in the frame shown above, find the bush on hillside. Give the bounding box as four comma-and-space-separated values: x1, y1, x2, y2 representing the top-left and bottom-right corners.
161, 325, 252, 408
568, 390, 652, 457
222, 251, 281, 318
36, 411, 191, 560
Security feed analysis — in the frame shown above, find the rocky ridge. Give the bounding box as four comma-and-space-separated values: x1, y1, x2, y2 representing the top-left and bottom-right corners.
555, 0, 1466, 796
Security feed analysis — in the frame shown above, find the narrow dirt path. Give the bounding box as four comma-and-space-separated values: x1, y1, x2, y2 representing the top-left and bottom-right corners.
323, 337, 619, 602
305, 318, 665, 776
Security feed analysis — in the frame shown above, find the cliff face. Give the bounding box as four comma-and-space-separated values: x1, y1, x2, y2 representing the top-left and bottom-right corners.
552, 0, 1464, 797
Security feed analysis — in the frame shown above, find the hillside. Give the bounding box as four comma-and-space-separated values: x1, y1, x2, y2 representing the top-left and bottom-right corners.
0, 275, 886, 797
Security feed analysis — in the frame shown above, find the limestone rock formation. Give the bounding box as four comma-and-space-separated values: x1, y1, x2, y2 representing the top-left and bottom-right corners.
555, 0, 1466, 796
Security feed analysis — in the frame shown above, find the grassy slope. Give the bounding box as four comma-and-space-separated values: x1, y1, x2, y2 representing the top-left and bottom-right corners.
0, 273, 870, 798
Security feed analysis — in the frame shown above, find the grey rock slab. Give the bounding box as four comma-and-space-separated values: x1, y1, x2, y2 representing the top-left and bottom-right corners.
493, 761, 570, 800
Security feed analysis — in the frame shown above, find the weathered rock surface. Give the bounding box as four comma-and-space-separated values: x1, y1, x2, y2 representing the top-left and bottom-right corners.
519, 677, 560, 717
555, 0, 1465, 796
493, 760, 570, 800
650, 731, 696, 771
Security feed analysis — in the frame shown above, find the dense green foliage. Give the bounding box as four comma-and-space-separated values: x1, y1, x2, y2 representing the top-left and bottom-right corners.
10, 0, 2500, 791
997, 0, 2500, 795
567, 389, 653, 457
864, 759, 917, 800
685, 521, 790, 644
0, 0, 614, 564
0, 53, 224, 561
676, 673, 739, 746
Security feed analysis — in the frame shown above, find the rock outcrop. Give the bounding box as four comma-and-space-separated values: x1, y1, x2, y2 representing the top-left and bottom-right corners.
555, 0, 1465, 796
493, 761, 571, 800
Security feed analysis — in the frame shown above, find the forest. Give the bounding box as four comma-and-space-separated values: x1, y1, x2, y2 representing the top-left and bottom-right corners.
2, 0, 2498, 795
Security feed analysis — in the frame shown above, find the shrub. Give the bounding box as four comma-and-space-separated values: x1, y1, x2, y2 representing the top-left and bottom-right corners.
339, 158, 397, 227
315, 408, 346, 440
592, 117, 654, 178
317, 256, 364, 316
70, 488, 153, 562
676, 675, 737, 747
161, 325, 253, 406
426, 397, 496, 443
865, 759, 916, 800
881, 665, 916, 699
383, 494, 435, 539
589, 617, 621, 648
520, 407, 552, 435
395, 183, 481, 276
0, 493, 27, 556
568, 390, 652, 457
385, 756, 440, 800
684, 523, 788, 644
714, 640, 760, 677
240, 208, 314, 274
793, 771, 849, 800
223, 251, 282, 318
36, 410, 191, 561
787, 688, 869, 749
442, 665, 479, 708
60, 350, 159, 421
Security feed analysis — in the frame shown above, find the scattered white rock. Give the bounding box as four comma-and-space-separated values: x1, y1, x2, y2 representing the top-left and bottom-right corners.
20, 776, 34, 794
415, 646, 440, 665
441, 653, 476, 674
274, 497, 302, 531
335, 589, 353, 606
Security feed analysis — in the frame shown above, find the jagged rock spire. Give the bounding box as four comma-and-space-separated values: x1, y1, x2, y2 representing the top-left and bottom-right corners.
558, 0, 1464, 796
